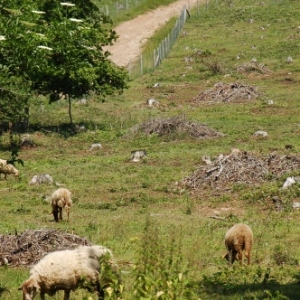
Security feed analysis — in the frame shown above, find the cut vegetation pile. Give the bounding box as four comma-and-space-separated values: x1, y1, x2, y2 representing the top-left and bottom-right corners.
236, 62, 272, 75
0, 229, 91, 267
182, 150, 300, 190
131, 115, 224, 139
194, 82, 261, 104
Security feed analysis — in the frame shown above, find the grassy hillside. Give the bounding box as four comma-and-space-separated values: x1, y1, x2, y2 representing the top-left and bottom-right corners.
1, 0, 300, 299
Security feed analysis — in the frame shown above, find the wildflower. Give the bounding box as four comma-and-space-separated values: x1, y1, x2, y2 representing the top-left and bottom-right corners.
31, 10, 45, 14
37, 45, 53, 51
60, 2, 75, 7
0, 35, 6, 41
69, 18, 83, 23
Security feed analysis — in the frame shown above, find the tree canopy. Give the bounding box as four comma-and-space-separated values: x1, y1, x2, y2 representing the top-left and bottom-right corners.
0, 0, 129, 129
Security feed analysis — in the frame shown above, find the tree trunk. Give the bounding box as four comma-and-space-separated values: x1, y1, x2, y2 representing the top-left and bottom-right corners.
8, 121, 13, 147
68, 96, 73, 125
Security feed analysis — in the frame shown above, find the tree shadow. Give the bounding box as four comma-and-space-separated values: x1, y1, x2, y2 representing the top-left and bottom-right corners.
0, 286, 10, 297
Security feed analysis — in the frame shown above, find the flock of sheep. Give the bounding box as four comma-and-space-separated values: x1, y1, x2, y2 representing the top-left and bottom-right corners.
0, 159, 254, 299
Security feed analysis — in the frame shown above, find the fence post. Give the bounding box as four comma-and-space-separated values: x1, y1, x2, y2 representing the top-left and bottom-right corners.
140, 54, 143, 76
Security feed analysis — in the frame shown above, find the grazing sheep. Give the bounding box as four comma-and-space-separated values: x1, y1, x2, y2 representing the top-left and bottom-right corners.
18, 245, 120, 300
223, 223, 253, 265
49, 188, 72, 222
0, 159, 19, 179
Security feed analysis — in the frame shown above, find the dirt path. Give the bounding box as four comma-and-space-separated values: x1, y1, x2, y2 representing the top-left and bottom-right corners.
105, 0, 202, 67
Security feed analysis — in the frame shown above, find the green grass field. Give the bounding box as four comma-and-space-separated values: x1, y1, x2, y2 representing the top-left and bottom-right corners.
1, 0, 300, 299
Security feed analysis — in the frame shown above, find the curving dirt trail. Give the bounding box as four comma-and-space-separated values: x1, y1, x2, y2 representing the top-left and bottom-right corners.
104, 0, 202, 67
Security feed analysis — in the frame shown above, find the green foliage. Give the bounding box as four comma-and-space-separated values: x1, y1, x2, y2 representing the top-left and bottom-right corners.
1, 0, 300, 299
132, 217, 197, 299
0, 0, 129, 127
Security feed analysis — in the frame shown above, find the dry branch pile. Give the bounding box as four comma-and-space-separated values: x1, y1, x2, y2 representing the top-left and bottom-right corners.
0, 229, 92, 267
131, 115, 224, 139
194, 82, 260, 104
236, 62, 271, 75
182, 150, 300, 190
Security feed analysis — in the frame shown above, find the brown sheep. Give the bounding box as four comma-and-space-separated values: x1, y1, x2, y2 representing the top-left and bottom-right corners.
223, 223, 253, 265
49, 188, 72, 222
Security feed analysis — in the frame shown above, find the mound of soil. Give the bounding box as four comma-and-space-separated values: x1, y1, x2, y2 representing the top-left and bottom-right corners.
0, 229, 92, 267
194, 82, 261, 104
131, 115, 224, 140
181, 149, 300, 190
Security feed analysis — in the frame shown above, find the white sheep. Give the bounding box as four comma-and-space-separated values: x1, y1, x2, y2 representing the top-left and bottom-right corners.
0, 159, 19, 179
223, 223, 253, 265
18, 245, 120, 300
49, 188, 72, 222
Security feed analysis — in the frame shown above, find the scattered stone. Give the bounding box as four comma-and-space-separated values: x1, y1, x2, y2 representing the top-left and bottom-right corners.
253, 130, 268, 138
146, 98, 159, 107
89, 143, 102, 151
131, 150, 147, 162
29, 174, 53, 185
78, 98, 87, 104
292, 202, 300, 209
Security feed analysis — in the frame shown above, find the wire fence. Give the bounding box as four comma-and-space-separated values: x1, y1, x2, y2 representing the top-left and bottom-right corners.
128, 5, 188, 78
99, 0, 289, 79
95, 0, 209, 78
96, 0, 148, 19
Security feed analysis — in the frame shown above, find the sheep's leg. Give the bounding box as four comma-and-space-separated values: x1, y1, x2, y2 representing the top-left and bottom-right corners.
52, 206, 59, 222
65, 206, 70, 222
58, 207, 63, 221
96, 281, 105, 300
244, 241, 252, 265
237, 251, 243, 265
230, 250, 237, 265
245, 250, 251, 265
63, 290, 70, 300
40, 291, 46, 300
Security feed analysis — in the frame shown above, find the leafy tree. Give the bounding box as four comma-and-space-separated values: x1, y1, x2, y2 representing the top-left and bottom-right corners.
0, 0, 129, 132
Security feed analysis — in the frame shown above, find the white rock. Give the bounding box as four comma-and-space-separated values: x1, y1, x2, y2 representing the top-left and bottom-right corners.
253, 130, 268, 137
282, 177, 296, 189
89, 143, 102, 151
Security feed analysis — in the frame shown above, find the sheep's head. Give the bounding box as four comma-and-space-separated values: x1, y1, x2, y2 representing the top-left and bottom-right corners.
18, 278, 40, 300
14, 168, 20, 177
